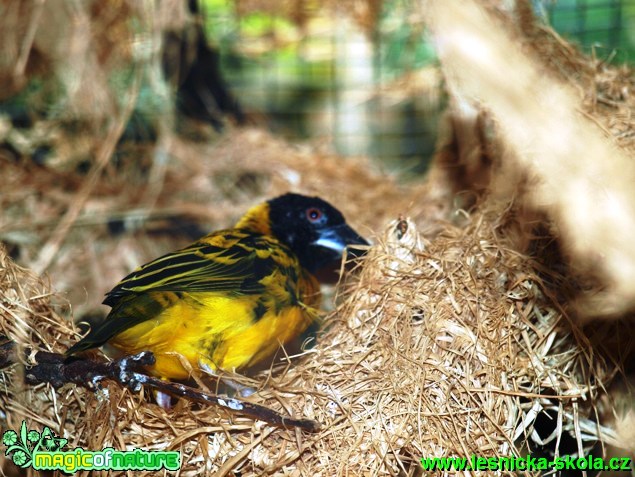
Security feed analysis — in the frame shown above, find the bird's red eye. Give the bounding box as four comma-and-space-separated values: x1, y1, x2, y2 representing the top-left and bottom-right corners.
306, 207, 323, 222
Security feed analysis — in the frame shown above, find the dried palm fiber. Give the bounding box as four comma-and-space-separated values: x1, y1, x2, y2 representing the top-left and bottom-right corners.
1, 202, 626, 475
256, 213, 631, 473
1, 124, 630, 472
0, 245, 76, 477
424, 0, 635, 460
424, 0, 635, 317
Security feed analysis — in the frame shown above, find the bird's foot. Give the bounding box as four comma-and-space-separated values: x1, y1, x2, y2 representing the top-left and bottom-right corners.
198, 360, 256, 397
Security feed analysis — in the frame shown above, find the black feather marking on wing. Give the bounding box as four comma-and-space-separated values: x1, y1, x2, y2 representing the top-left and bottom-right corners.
102, 234, 293, 308
252, 300, 268, 321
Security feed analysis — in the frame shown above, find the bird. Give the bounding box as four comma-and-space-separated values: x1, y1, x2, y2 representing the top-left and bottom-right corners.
66, 193, 368, 382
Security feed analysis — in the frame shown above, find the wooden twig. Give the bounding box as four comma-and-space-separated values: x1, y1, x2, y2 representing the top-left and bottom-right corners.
0, 341, 320, 432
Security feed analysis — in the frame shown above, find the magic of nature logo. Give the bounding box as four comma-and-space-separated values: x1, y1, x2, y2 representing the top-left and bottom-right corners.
3, 421, 180, 473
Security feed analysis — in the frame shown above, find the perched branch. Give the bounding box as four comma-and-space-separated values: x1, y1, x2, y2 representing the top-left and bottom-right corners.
0, 341, 320, 432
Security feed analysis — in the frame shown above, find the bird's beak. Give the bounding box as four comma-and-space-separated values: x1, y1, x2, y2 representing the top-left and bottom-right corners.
313, 224, 369, 257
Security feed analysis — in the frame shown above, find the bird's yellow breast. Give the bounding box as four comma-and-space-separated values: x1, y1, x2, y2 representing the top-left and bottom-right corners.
109, 279, 319, 380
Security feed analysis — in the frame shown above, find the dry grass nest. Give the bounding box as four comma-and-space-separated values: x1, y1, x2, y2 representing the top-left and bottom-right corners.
1, 203, 628, 475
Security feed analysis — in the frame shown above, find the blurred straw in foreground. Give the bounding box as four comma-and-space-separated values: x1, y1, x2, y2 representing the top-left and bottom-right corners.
426, 0, 635, 317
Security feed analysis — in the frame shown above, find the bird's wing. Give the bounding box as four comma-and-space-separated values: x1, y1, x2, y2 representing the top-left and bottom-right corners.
103, 231, 292, 306
66, 231, 298, 355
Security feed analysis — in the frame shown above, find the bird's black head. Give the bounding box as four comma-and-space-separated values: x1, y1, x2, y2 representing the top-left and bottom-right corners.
267, 193, 368, 273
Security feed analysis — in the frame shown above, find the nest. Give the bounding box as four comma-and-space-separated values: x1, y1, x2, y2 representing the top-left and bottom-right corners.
1, 0, 635, 475
1, 205, 628, 475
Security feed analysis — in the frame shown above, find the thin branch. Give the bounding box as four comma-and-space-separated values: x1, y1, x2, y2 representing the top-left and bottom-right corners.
0, 341, 320, 432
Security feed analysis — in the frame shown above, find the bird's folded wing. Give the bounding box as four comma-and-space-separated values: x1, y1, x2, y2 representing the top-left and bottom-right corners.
104, 234, 288, 306
67, 234, 295, 355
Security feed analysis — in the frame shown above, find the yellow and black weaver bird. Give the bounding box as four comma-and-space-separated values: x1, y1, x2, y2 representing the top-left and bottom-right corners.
66, 193, 368, 381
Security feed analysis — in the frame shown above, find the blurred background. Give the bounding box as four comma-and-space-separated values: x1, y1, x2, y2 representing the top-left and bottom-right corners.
202, 0, 635, 172
1, 0, 633, 178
